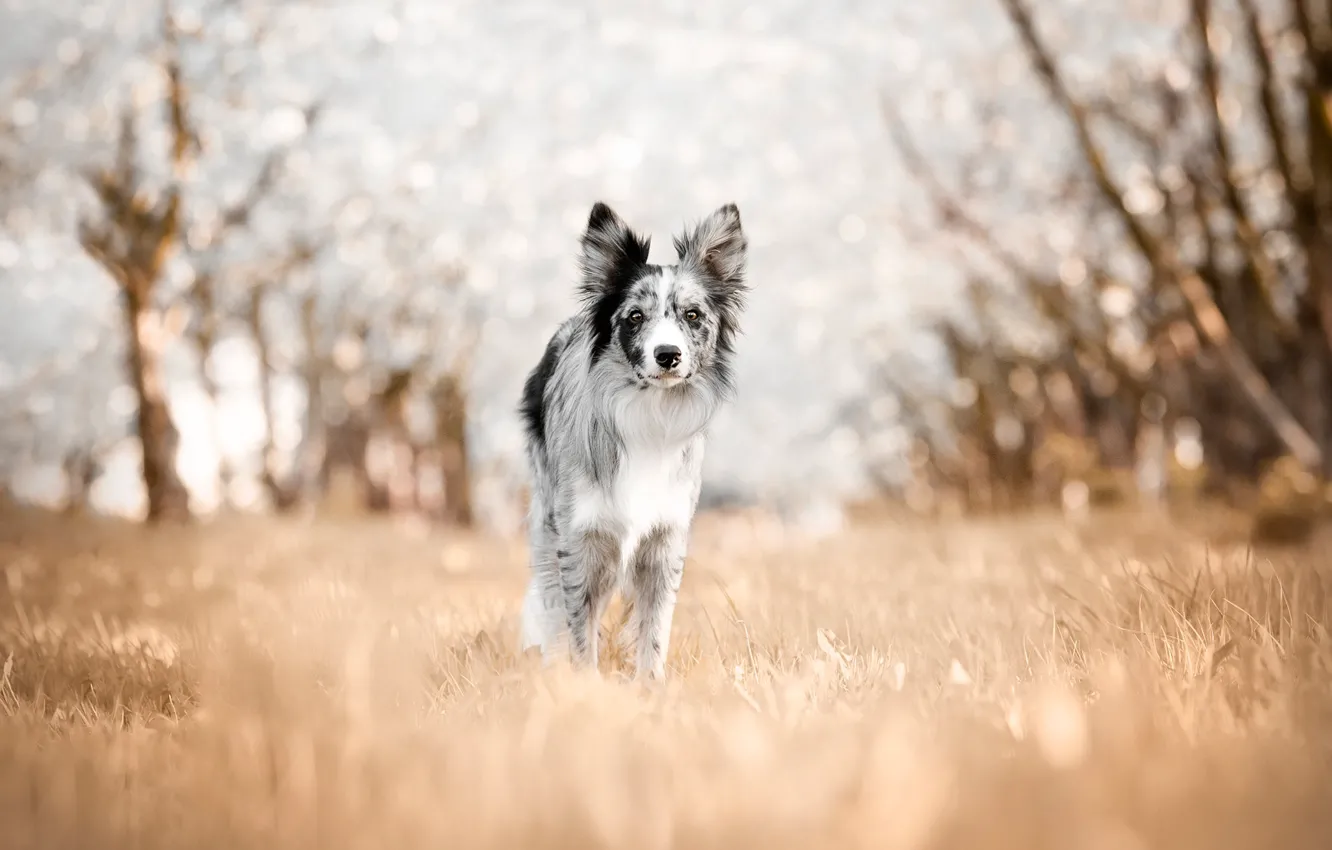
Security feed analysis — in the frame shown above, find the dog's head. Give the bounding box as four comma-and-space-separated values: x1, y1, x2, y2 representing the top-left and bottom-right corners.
577, 201, 748, 391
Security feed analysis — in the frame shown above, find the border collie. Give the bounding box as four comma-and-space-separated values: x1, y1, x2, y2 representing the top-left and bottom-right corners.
517, 201, 749, 679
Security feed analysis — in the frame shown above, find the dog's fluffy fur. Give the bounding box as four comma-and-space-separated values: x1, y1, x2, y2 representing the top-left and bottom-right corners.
518, 201, 749, 678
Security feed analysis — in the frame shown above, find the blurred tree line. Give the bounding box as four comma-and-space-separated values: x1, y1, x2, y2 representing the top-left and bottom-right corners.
0, 1, 481, 526
864, 0, 1332, 531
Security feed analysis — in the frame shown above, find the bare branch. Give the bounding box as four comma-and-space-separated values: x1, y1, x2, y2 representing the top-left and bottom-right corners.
162, 0, 201, 176
999, 0, 1163, 264
880, 94, 1032, 275
998, 0, 1323, 470
882, 91, 1159, 398
1187, 0, 1285, 317
1238, 0, 1301, 197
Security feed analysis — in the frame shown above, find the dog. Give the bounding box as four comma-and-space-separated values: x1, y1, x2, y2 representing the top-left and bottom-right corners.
517, 201, 749, 679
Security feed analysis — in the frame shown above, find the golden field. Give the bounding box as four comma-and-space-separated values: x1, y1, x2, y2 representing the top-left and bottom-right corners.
1, 503, 1330, 849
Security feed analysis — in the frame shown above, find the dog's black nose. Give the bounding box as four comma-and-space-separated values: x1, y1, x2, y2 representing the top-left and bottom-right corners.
654, 345, 682, 370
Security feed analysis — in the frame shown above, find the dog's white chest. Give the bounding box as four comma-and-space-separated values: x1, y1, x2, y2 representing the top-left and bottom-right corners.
570, 439, 696, 541
612, 444, 692, 535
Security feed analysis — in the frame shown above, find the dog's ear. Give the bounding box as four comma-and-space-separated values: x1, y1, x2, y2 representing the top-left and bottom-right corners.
578, 201, 651, 304
674, 203, 747, 289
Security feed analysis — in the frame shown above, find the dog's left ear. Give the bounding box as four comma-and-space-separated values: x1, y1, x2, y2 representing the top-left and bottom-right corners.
674, 203, 747, 289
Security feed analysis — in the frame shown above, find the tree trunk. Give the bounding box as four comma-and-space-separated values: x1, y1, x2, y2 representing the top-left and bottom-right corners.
292, 369, 327, 510
1296, 313, 1332, 477
247, 287, 300, 513
1134, 417, 1167, 506
433, 372, 474, 527
295, 295, 327, 508
61, 449, 100, 515
320, 412, 379, 513
123, 281, 191, 523
194, 334, 236, 510
190, 275, 235, 511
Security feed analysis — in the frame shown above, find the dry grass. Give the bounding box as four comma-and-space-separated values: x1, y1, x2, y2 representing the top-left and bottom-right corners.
2, 503, 1331, 849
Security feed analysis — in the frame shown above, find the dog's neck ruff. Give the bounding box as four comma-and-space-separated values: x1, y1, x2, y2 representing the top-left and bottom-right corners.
602, 379, 721, 449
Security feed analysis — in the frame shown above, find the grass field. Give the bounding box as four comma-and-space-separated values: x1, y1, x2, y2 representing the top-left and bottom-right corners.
1, 503, 1331, 849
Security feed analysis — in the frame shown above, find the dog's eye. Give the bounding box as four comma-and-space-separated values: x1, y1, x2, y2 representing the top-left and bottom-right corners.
684, 309, 702, 323
627, 310, 645, 325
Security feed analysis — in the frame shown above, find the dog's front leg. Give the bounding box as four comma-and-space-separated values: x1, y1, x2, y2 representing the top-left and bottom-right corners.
559, 527, 620, 671
626, 523, 687, 681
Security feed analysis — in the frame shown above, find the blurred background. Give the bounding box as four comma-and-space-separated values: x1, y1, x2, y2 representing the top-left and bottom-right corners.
1, 0, 1328, 539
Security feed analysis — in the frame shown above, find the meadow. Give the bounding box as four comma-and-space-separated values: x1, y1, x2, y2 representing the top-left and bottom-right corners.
1, 502, 1330, 849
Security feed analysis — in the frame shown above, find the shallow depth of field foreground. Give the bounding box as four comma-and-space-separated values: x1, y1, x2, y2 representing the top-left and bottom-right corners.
2, 504, 1331, 850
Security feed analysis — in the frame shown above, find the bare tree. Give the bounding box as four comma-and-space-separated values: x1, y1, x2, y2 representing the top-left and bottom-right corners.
431, 357, 476, 527
69, 0, 327, 521
182, 127, 316, 510
287, 211, 480, 524
246, 250, 316, 513
76, 6, 195, 521
875, 0, 1332, 513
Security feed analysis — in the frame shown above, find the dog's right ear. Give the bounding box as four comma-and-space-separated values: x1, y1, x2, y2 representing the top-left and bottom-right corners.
577, 202, 652, 304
